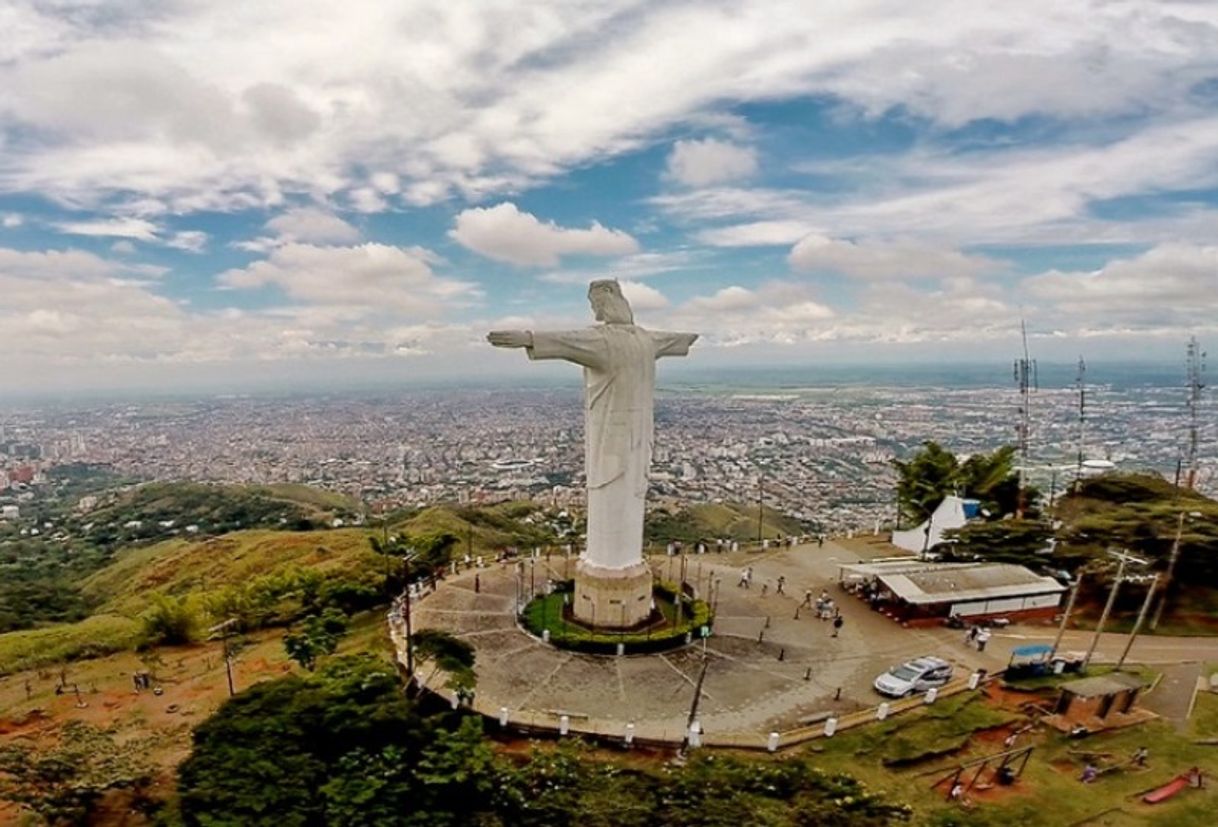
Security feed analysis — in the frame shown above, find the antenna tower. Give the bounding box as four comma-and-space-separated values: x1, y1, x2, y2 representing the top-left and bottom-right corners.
1013, 320, 1038, 516
1075, 356, 1086, 483
1185, 336, 1206, 489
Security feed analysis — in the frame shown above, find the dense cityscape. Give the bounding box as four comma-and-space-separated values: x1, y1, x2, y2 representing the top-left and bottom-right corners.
2, 367, 1212, 533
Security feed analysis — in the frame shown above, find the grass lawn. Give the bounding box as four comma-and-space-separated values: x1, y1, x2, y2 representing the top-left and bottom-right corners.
803, 680, 1218, 826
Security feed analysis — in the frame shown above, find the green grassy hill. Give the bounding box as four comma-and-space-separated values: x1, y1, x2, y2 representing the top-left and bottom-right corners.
79, 528, 381, 616
645, 501, 805, 545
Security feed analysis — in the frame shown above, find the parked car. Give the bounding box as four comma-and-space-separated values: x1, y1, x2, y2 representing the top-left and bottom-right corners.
873, 656, 954, 697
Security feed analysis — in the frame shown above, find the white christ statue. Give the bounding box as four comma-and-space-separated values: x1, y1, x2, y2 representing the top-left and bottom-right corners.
488, 279, 697, 627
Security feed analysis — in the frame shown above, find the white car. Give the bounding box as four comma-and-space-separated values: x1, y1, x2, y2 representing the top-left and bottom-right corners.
873, 657, 954, 697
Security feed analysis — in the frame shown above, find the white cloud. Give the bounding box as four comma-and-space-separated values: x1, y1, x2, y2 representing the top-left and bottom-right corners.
696, 220, 813, 247
449, 202, 638, 266
3, 2, 1214, 217
2, 213, 22, 228
265, 207, 360, 244
54, 217, 159, 241
666, 139, 757, 187
537, 251, 697, 285
788, 234, 998, 280
1024, 243, 1218, 330
165, 230, 209, 253
618, 280, 669, 312
217, 242, 475, 314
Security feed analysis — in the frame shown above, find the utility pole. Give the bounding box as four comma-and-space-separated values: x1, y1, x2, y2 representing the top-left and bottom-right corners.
1117, 575, 1159, 669
208, 618, 240, 697
1049, 573, 1083, 660
1082, 550, 1145, 672
757, 468, 765, 545
1151, 510, 1198, 631
402, 550, 416, 677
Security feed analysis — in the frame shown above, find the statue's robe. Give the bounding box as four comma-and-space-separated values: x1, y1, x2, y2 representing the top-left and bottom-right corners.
528, 325, 697, 570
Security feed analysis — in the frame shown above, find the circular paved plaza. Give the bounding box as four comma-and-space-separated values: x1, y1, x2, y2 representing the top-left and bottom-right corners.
408, 539, 1000, 746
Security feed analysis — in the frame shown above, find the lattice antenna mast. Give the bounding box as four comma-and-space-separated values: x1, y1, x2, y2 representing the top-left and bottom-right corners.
1013, 320, 1038, 516
1075, 356, 1087, 483
1185, 336, 1207, 489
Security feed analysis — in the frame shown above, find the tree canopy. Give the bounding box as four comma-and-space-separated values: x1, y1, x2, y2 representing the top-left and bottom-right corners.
175, 655, 909, 827
893, 442, 1028, 525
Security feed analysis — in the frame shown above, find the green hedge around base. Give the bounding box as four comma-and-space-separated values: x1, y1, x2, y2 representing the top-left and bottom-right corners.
521, 580, 713, 655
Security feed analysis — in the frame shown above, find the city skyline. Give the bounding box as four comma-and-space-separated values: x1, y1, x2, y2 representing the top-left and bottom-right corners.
5, 3, 1218, 392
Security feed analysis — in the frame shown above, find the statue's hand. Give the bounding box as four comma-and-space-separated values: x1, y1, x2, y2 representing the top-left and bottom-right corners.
487, 330, 532, 349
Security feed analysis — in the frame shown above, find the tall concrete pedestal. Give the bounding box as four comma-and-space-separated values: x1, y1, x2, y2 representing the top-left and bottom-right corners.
573, 559, 652, 628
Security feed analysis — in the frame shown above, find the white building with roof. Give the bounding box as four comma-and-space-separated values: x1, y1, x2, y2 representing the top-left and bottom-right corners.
838, 558, 1066, 626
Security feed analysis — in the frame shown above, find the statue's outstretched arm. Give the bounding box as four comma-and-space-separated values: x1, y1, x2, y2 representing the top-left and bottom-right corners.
653, 331, 699, 359
487, 330, 533, 349
528, 329, 608, 369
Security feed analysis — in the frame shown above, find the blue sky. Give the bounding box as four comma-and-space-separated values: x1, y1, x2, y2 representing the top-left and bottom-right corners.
3, 1, 1218, 392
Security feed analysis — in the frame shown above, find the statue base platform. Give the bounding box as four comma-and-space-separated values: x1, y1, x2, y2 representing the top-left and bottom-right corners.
573, 559, 652, 629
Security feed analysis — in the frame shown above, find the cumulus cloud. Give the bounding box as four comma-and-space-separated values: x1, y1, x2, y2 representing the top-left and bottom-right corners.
217, 242, 475, 314
788, 234, 998, 280
449, 202, 638, 266
1024, 243, 1218, 330
2, 213, 22, 228
666, 139, 757, 187
265, 207, 360, 244
619, 280, 669, 312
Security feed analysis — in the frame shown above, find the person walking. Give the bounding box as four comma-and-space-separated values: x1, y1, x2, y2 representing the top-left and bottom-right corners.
801, 588, 813, 608
776, 575, 786, 595
976, 627, 991, 652
832, 614, 844, 637
738, 567, 749, 588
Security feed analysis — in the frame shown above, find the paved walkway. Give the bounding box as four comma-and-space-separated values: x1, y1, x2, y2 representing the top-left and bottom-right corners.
1142, 662, 1203, 730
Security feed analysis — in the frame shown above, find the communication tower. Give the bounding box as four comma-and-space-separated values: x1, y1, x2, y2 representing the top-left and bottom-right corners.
1013, 321, 1037, 516
1075, 357, 1086, 483
1185, 336, 1206, 489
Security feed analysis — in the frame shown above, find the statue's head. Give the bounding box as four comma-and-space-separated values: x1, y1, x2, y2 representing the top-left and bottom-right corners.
588, 279, 634, 325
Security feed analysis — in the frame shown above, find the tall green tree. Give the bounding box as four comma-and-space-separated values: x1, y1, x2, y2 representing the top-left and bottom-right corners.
282, 608, 348, 671
893, 442, 1026, 525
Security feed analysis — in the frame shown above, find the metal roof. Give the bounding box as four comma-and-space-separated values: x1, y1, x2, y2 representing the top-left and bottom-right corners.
840, 560, 1066, 605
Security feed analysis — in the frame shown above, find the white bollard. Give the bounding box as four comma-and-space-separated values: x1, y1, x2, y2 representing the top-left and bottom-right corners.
689, 721, 703, 748
617, 642, 625, 656
499, 707, 509, 727
824, 717, 838, 737
876, 702, 890, 721
925, 687, 939, 704
559, 715, 570, 736
767, 731, 780, 752
625, 722, 635, 746
450, 694, 460, 709
543, 629, 550, 643
968, 671, 981, 690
